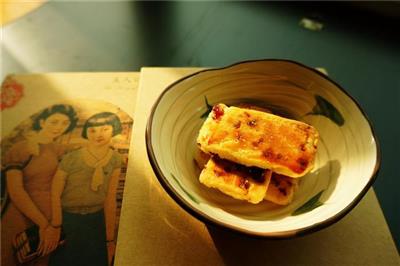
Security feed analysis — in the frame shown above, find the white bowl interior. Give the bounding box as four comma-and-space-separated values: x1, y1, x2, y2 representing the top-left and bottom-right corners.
148, 60, 378, 235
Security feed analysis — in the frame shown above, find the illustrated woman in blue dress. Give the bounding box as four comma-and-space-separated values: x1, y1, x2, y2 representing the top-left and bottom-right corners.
48, 112, 123, 266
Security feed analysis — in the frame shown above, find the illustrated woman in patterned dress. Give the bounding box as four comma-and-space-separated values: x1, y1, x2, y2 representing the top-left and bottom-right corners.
1, 104, 78, 266
49, 112, 122, 266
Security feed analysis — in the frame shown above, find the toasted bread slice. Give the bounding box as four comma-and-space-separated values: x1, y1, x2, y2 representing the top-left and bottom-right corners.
197, 104, 318, 178
194, 149, 211, 170
265, 173, 298, 205
199, 156, 272, 204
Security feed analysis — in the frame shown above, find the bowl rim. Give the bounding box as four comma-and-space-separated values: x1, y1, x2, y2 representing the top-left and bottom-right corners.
145, 59, 381, 238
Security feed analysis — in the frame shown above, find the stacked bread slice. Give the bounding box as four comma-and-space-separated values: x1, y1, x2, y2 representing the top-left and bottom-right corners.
196, 104, 318, 205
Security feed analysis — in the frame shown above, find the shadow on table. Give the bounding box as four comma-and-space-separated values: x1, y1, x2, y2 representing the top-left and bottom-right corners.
206, 224, 331, 266
205, 187, 398, 266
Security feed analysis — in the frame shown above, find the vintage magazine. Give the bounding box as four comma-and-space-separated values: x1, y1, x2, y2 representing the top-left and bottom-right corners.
1, 72, 139, 266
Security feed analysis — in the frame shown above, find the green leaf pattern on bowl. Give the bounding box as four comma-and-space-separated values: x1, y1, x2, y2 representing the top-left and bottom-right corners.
171, 173, 199, 204
292, 190, 324, 216
309, 95, 345, 126
200, 96, 213, 119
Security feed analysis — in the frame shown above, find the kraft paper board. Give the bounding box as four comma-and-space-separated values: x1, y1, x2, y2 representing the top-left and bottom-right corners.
115, 68, 399, 266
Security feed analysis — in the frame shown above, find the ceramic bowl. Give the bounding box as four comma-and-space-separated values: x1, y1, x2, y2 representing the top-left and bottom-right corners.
146, 59, 380, 237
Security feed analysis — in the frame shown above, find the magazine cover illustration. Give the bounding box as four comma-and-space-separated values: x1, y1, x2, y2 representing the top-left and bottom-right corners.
1, 74, 137, 266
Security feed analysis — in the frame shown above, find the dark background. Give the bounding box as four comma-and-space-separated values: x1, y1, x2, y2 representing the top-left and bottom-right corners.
2, 1, 399, 251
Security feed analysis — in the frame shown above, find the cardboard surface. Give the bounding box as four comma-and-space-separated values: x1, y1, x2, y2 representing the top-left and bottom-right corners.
116, 68, 399, 266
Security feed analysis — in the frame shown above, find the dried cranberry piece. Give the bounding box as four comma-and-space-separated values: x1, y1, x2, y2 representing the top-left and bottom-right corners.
212, 105, 224, 121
